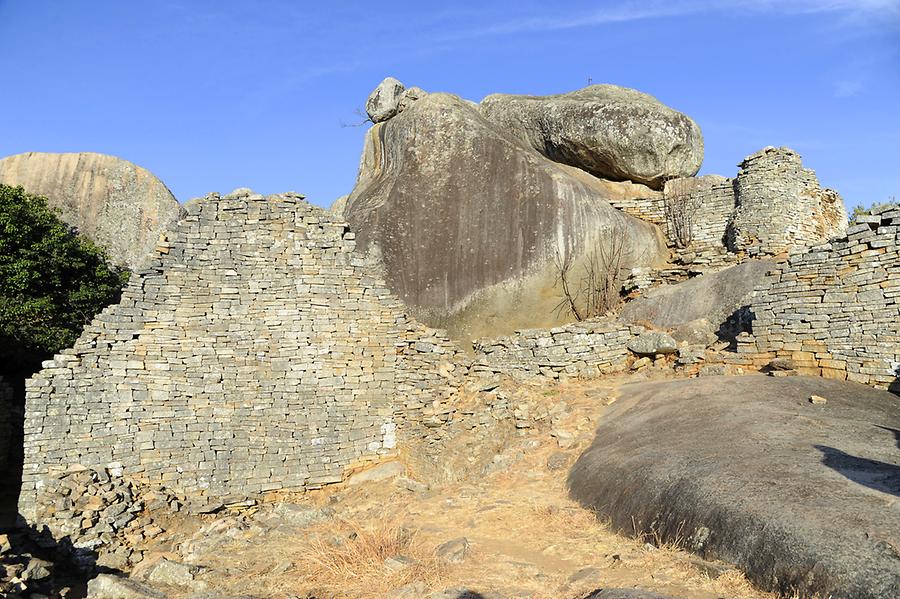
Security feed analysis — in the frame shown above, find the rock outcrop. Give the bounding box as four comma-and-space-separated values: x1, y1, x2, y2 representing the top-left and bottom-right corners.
569, 375, 900, 599
365, 77, 406, 123
345, 92, 668, 342
618, 260, 774, 340
479, 85, 703, 189
0, 152, 181, 269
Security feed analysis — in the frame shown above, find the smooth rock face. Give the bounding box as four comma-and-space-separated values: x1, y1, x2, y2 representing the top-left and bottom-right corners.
479, 84, 703, 189
0, 152, 181, 269
346, 460, 404, 486
618, 260, 775, 337
569, 375, 900, 599
626, 331, 677, 356
329, 194, 348, 217
346, 92, 668, 342
397, 85, 427, 113
365, 77, 405, 123
87, 574, 167, 599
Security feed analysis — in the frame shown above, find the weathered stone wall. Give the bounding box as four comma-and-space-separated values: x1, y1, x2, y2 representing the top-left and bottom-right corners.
605, 194, 665, 227
607, 149, 846, 262
664, 175, 736, 251
472, 320, 643, 381
734, 206, 900, 390
729, 147, 847, 257
20, 190, 463, 518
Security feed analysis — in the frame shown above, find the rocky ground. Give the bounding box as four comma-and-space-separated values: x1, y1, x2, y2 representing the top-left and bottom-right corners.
5, 365, 896, 598
3, 366, 781, 599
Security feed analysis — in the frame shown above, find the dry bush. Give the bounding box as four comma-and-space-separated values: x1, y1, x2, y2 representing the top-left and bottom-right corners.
663, 178, 699, 249
290, 516, 448, 598
553, 229, 629, 321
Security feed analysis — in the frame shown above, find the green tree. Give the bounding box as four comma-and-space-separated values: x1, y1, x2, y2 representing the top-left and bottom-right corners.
849, 196, 898, 225
0, 184, 128, 374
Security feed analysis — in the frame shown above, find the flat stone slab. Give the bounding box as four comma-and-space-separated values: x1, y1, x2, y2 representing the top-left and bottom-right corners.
569, 375, 900, 599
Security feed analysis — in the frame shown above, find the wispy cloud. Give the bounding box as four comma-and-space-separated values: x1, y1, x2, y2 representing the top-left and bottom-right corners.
439, 0, 900, 41
834, 79, 864, 97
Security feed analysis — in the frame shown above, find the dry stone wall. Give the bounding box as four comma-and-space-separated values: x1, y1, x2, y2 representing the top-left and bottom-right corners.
664, 175, 736, 251
734, 206, 900, 390
729, 147, 847, 257
472, 320, 644, 381
20, 190, 463, 518
606, 148, 846, 263
605, 194, 665, 227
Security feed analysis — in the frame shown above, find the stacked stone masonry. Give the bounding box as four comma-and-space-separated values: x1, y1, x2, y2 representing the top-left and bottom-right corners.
607, 148, 846, 263
664, 175, 736, 252
605, 194, 666, 228
472, 320, 644, 381
729, 146, 847, 257
20, 191, 463, 518
735, 206, 900, 390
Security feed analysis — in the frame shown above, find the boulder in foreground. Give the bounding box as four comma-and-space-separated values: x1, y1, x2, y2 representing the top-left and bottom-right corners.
569, 375, 900, 599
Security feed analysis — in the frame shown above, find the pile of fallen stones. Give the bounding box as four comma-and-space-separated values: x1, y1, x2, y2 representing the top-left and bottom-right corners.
31, 465, 182, 572
1, 531, 57, 597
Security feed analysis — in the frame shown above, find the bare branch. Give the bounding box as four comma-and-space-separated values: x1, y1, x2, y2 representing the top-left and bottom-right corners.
663, 178, 698, 249
553, 246, 583, 321
552, 229, 630, 321
340, 107, 373, 128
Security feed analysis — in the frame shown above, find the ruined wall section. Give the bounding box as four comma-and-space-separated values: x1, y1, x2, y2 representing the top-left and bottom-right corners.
472, 320, 644, 381
605, 194, 665, 227
21, 191, 462, 517
729, 147, 847, 257
735, 206, 900, 389
607, 148, 847, 267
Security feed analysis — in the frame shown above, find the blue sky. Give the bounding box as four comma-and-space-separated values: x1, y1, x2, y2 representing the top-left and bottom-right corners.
0, 1, 898, 210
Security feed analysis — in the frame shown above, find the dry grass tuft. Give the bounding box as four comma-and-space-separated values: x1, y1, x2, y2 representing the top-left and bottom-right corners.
289, 516, 449, 598
709, 569, 772, 598
530, 502, 607, 537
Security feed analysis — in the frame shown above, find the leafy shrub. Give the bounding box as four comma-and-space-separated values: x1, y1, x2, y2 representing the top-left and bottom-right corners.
849, 196, 897, 225
0, 184, 128, 374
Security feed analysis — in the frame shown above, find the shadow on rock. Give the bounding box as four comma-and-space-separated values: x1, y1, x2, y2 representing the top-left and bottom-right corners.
714, 305, 755, 349
1, 513, 118, 598
876, 425, 900, 448
815, 444, 900, 497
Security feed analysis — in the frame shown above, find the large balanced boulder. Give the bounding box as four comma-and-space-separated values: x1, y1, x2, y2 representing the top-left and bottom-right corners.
345, 92, 668, 342
365, 77, 406, 123
0, 152, 181, 269
569, 375, 900, 599
479, 85, 703, 189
